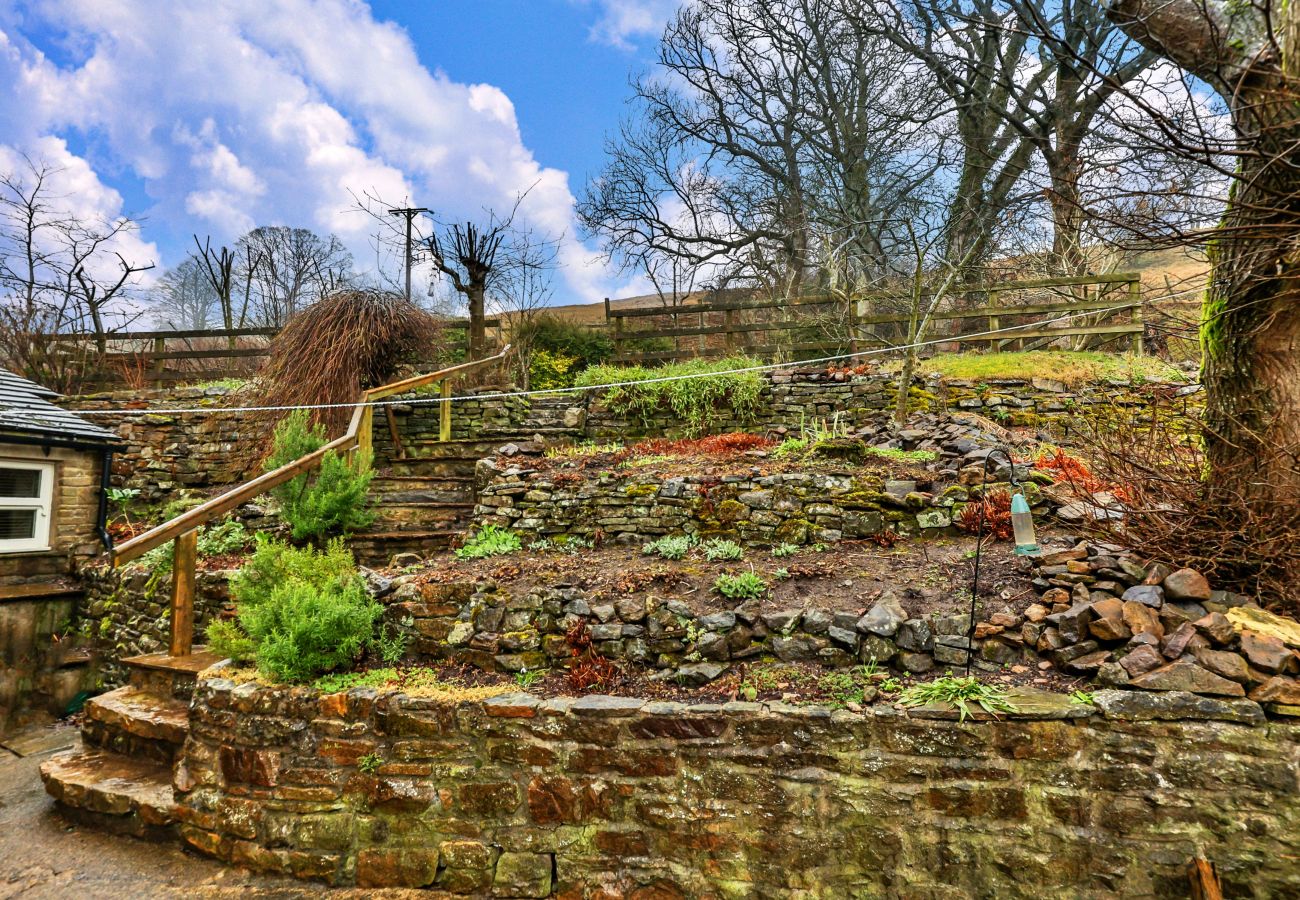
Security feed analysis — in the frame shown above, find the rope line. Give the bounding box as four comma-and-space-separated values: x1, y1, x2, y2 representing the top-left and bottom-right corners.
74, 303, 1151, 418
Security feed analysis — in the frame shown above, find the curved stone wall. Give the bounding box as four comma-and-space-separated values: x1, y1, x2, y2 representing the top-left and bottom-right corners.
176, 679, 1300, 897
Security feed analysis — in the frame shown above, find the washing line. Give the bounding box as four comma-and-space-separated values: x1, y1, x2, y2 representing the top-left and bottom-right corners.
74, 303, 1149, 418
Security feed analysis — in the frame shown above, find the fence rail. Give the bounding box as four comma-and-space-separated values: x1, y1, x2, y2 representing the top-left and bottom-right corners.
45, 318, 501, 387
605, 274, 1142, 364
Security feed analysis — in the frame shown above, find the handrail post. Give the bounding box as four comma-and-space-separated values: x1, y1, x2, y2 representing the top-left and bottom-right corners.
440, 380, 452, 442
355, 405, 374, 470
169, 531, 198, 657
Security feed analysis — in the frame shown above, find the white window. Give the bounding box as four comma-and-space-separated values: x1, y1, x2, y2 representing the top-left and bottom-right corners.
0, 461, 53, 552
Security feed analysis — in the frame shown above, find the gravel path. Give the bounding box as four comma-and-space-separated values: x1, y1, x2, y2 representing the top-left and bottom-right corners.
0, 725, 424, 899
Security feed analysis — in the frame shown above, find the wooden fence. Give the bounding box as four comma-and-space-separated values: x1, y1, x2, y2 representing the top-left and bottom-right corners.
46, 317, 501, 388
605, 273, 1143, 364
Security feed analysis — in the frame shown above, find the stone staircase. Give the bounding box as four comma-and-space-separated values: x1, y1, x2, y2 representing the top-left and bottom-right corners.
39, 650, 218, 840
352, 397, 587, 566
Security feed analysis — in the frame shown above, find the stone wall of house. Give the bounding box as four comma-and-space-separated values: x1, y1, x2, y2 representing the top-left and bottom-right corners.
472, 467, 1048, 547
176, 677, 1300, 896
0, 444, 108, 584
78, 563, 236, 685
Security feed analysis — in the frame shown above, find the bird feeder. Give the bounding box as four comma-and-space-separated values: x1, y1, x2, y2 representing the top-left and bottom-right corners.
1010, 491, 1039, 556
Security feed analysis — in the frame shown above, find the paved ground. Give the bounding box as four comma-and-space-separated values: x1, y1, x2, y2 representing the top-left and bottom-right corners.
0, 725, 426, 899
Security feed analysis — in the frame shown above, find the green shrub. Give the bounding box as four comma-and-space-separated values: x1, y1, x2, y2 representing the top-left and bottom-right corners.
642, 534, 696, 560
206, 617, 257, 662
241, 578, 381, 683
138, 518, 252, 576
230, 535, 357, 609
266, 410, 374, 542
702, 538, 744, 561
714, 570, 769, 599
455, 524, 522, 560
518, 314, 614, 369
575, 356, 763, 435
528, 349, 581, 391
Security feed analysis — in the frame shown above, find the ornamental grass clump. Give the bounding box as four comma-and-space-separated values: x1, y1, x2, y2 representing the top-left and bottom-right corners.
575, 356, 763, 435
207, 537, 387, 683
897, 676, 1018, 722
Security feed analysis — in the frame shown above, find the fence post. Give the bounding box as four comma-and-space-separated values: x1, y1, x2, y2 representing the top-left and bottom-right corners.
605, 297, 623, 362
726, 308, 737, 351
440, 380, 452, 442
151, 336, 166, 389
987, 290, 1000, 351
1129, 278, 1143, 355
169, 531, 198, 657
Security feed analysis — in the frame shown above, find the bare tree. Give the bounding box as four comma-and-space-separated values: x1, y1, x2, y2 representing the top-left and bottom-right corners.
193, 235, 259, 348
425, 209, 517, 360
151, 257, 220, 330
234, 226, 353, 327
0, 153, 152, 390
496, 228, 559, 387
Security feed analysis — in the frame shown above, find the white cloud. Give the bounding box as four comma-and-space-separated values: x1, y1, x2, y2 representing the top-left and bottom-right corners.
0, 0, 622, 302
574, 0, 679, 50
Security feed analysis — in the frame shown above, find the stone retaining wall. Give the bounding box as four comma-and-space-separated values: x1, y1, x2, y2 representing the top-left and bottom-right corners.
176, 678, 1300, 896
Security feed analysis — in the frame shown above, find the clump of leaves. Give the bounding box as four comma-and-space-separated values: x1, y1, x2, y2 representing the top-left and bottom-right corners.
714, 570, 769, 599
564, 619, 622, 693
642, 533, 696, 560
1070, 689, 1095, 705
702, 538, 744, 561
771, 542, 800, 558
265, 410, 374, 542
954, 490, 1014, 541
898, 676, 1019, 722
357, 752, 383, 775
865, 447, 937, 463
515, 667, 547, 689
455, 524, 522, 560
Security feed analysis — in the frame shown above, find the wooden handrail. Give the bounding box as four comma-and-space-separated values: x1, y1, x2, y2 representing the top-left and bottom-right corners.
113, 343, 512, 656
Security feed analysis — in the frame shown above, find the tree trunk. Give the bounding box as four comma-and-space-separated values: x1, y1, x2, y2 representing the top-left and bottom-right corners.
1046, 153, 1086, 276
467, 282, 487, 359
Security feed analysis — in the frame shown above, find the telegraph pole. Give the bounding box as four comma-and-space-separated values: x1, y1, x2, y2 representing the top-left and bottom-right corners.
387, 206, 429, 301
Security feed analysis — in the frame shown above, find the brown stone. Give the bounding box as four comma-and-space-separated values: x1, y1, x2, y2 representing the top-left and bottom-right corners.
1089, 616, 1131, 642
1193, 648, 1250, 684
439, 839, 493, 870
1129, 657, 1246, 697
1119, 644, 1164, 678
219, 747, 279, 787
528, 776, 576, 825
1163, 568, 1212, 601
1194, 612, 1236, 646
1024, 604, 1048, 623
974, 622, 1004, 639
1064, 650, 1111, 674
1241, 630, 1293, 674
1089, 598, 1124, 620
1122, 601, 1163, 639
989, 612, 1020, 628
1249, 676, 1300, 706
1161, 622, 1199, 660
356, 848, 439, 888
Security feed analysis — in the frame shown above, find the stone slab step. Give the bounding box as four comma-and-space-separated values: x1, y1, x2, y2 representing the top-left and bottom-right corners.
84, 687, 189, 753
0, 581, 82, 604
40, 746, 178, 840
123, 648, 224, 700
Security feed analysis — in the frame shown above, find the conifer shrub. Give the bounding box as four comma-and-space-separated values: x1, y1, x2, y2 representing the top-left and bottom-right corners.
265, 409, 374, 542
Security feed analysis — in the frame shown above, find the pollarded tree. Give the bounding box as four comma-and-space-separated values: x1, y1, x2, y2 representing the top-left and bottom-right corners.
1107, 0, 1300, 497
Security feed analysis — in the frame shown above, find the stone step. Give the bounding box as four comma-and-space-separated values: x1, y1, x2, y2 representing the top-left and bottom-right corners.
82, 686, 190, 764
123, 648, 224, 700
40, 746, 178, 840
349, 530, 463, 566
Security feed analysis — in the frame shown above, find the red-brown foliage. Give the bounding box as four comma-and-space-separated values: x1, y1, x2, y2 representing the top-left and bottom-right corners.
955, 490, 1014, 541
631, 432, 776, 458
564, 619, 624, 693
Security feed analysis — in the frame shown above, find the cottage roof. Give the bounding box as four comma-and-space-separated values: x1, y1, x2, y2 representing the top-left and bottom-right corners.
0, 370, 121, 448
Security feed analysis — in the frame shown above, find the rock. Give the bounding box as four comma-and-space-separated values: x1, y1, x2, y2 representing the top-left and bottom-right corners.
615, 596, 647, 623
1089, 614, 1131, 643
827, 626, 860, 650
973, 622, 1004, 639
361, 567, 394, 598
932, 643, 969, 666
1040, 587, 1071, 607
1122, 601, 1163, 639
1240, 630, 1293, 674
1049, 641, 1100, 667
1163, 568, 1212, 601
388, 552, 422, 569
1088, 597, 1124, 620
1159, 601, 1207, 630
675, 662, 729, 686
989, 611, 1020, 628
1046, 602, 1093, 644
447, 622, 474, 646
932, 613, 971, 636
699, 611, 736, 631
1143, 562, 1172, 586
1161, 622, 1200, 660
1129, 657, 1246, 697
771, 635, 827, 662
1121, 585, 1164, 608
857, 593, 907, 637
1119, 644, 1165, 678
1194, 612, 1236, 646
801, 609, 832, 635
1096, 661, 1130, 687
895, 619, 933, 652
1117, 558, 1147, 583
1248, 676, 1300, 705
1064, 649, 1110, 673
1226, 606, 1300, 649
897, 651, 934, 673
1024, 603, 1048, 623
980, 639, 1021, 665
492, 852, 552, 897
762, 609, 801, 634
1091, 689, 1265, 725
1193, 648, 1250, 684
569, 695, 645, 716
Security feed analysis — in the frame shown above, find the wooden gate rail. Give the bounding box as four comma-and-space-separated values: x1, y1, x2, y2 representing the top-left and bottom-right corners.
606, 273, 1142, 363
110, 344, 512, 658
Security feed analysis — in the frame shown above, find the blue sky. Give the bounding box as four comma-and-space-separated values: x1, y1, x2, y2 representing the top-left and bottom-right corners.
0, 0, 678, 303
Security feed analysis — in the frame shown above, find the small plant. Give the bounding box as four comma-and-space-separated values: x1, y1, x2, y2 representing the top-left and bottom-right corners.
898, 676, 1019, 722
575, 356, 764, 435
544, 440, 625, 459
702, 538, 744, 561
714, 570, 769, 600
859, 657, 880, 679
1070, 689, 1095, 705
771, 542, 799, 558
864, 447, 937, 464
773, 567, 790, 580
455, 524, 522, 560
515, 667, 547, 689
106, 486, 140, 506
373, 622, 410, 665
358, 752, 384, 775
818, 670, 874, 708
811, 542, 828, 553
954, 490, 1014, 541
879, 677, 902, 693
265, 410, 374, 542
642, 533, 696, 560
138, 518, 252, 576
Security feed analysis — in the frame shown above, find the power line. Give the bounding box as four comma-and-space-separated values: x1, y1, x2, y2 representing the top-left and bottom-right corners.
76, 303, 1165, 418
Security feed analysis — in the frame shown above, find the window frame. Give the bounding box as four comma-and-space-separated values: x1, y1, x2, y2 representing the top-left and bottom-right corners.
0, 459, 55, 553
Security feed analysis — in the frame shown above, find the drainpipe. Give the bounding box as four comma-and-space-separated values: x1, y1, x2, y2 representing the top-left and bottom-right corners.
96, 449, 114, 552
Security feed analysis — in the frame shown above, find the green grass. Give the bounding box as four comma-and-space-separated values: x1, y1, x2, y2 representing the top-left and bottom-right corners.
898, 676, 1019, 722
575, 356, 764, 434
901, 351, 1185, 386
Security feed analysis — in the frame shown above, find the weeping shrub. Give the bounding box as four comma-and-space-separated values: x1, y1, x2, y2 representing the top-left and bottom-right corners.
265, 410, 374, 542
258, 289, 443, 434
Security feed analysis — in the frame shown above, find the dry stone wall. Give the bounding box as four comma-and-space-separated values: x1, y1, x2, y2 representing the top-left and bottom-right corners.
176, 678, 1300, 897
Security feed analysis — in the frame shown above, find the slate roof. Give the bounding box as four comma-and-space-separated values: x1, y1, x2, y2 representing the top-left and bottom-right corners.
0, 369, 121, 447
